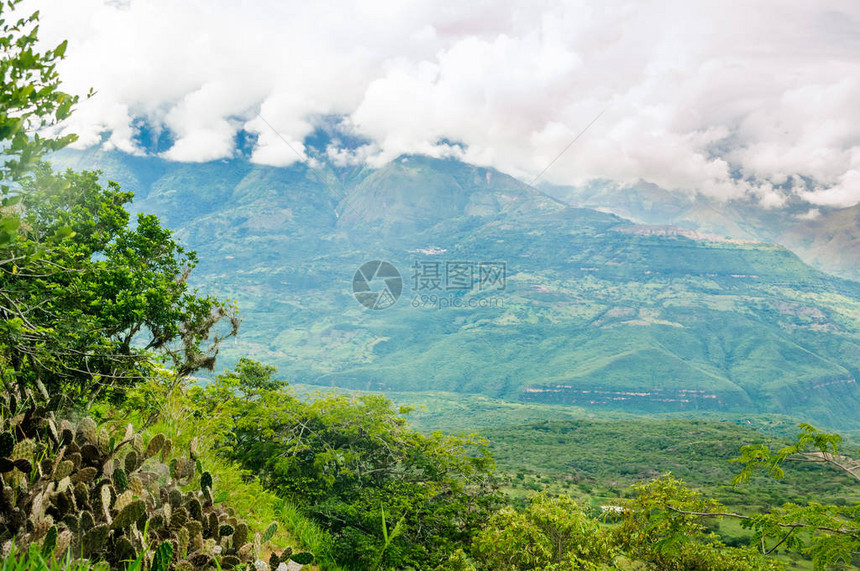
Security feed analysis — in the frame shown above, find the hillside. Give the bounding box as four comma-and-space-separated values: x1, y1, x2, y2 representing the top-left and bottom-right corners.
51, 150, 860, 429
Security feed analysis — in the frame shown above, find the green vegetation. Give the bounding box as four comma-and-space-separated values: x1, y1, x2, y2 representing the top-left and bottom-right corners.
482, 418, 859, 507
2, 3, 860, 570
182, 358, 502, 570
0, 0, 78, 191
0, 405, 297, 570
0, 5, 305, 569
471, 494, 615, 570
51, 149, 860, 429
0, 544, 108, 571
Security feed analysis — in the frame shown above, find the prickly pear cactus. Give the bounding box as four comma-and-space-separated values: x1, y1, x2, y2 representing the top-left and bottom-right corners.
145, 433, 166, 459
152, 540, 174, 571
160, 438, 173, 463
219, 523, 234, 537
262, 521, 278, 544
291, 552, 315, 565
200, 470, 213, 491
169, 487, 183, 508
170, 506, 189, 532
234, 522, 248, 547
0, 432, 13, 457
113, 467, 128, 494
76, 418, 98, 445
82, 524, 110, 556
41, 525, 58, 557
112, 499, 146, 529
0, 407, 271, 571
124, 450, 138, 474
177, 526, 190, 559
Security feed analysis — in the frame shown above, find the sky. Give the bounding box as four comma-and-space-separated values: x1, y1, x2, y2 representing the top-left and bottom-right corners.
30, 0, 860, 208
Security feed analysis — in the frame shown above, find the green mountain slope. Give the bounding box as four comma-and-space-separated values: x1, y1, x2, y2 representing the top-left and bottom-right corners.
50, 150, 860, 429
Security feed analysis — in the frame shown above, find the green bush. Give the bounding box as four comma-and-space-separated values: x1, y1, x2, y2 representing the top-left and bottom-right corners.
472, 494, 615, 570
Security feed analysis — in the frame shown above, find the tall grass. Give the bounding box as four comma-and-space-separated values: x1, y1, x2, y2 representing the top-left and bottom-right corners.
275, 500, 341, 570
0, 544, 108, 571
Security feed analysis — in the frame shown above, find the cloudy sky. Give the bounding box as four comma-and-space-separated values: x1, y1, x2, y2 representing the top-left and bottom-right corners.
31, 0, 860, 208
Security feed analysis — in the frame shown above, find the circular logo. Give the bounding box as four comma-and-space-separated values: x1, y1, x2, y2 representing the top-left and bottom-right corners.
352, 261, 402, 310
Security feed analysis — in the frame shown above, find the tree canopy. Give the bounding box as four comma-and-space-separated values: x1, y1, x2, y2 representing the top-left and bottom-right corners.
0, 0, 237, 410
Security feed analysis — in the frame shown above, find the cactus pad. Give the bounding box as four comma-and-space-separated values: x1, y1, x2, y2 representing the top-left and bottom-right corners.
76, 418, 98, 445
144, 433, 166, 458
113, 467, 128, 493
153, 541, 174, 571
112, 499, 146, 529
82, 524, 110, 556
124, 450, 138, 474
261, 522, 278, 544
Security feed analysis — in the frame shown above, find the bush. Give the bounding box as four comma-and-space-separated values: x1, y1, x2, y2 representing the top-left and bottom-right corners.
472, 494, 614, 571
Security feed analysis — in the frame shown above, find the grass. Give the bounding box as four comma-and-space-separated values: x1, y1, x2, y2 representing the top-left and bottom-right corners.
275, 501, 341, 570
0, 544, 108, 571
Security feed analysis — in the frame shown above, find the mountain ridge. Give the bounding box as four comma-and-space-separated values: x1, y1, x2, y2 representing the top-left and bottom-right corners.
541, 180, 860, 280
49, 148, 860, 429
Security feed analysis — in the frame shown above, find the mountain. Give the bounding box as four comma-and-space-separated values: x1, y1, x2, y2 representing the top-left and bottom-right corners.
50, 149, 860, 429
541, 181, 860, 280
779, 205, 860, 279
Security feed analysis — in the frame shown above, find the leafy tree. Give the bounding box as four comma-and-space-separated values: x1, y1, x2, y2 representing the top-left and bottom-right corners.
471, 494, 614, 570
619, 424, 860, 570
1, 0, 80, 235
728, 424, 860, 568
0, 165, 239, 407
0, 3, 237, 408
618, 475, 782, 571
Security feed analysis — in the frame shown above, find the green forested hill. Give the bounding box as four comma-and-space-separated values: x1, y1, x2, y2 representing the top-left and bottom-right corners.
51, 149, 860, 429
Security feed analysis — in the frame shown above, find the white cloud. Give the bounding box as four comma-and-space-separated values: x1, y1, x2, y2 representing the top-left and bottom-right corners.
796, 208, 821, 221
29, 0, 860, 207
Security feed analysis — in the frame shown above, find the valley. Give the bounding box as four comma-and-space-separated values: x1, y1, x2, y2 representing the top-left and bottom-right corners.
52, 149, 860, 429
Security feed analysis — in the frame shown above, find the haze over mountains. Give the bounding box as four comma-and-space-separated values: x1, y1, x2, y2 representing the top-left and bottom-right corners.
50, 136, 860, 430
542, 181, 860, 281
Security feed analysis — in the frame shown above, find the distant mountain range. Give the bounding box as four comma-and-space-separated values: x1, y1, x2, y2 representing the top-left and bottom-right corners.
540, 181, 860, 281
50, 148, 860, 429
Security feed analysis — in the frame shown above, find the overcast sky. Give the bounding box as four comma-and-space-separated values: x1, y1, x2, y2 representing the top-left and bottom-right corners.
30, 0, 860, 208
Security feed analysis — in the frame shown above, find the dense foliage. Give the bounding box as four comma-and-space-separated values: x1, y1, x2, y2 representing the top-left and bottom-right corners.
471, 494, 614, 570
0, 0, 78, 192
2, 165, 239, 407
180, 359, 503, 569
